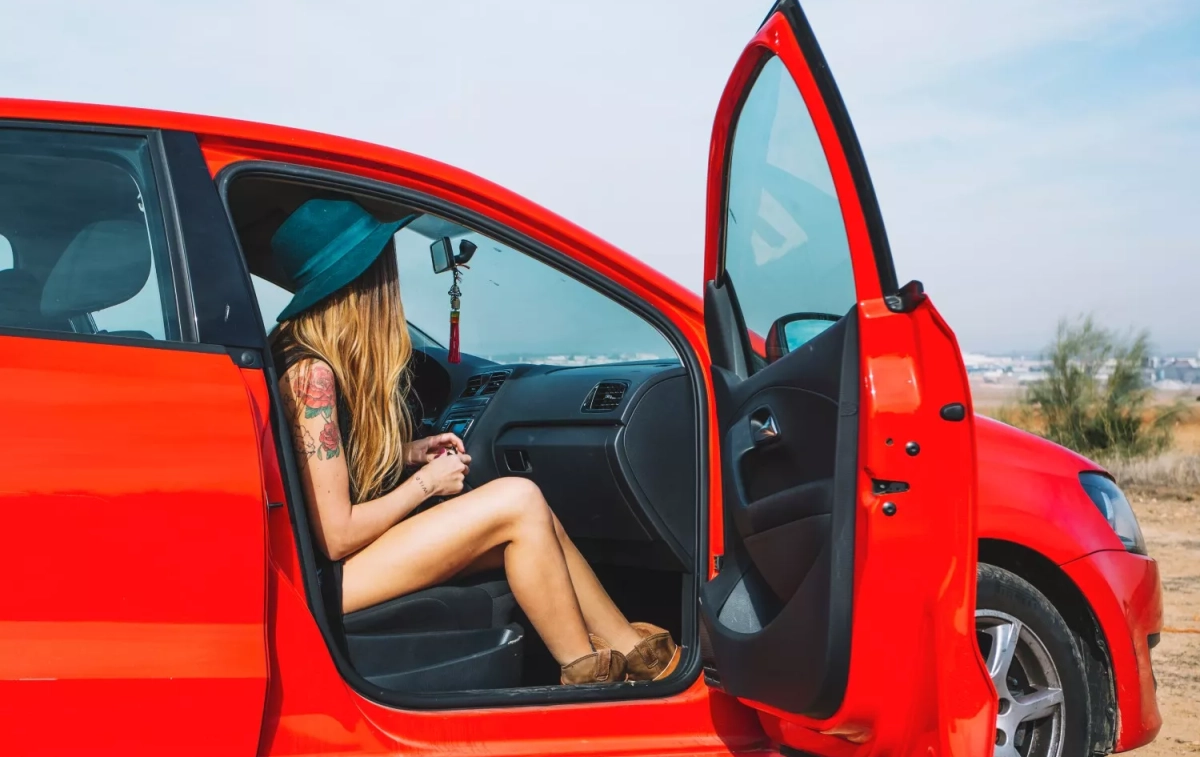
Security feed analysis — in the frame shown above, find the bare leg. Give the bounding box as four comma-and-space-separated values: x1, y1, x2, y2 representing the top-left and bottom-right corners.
341, 477, 593, 665
549, 513, 644, 654
459, 510, 646, 654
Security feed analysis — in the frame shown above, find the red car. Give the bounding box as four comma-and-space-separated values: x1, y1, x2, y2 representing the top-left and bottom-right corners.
0, 3, 1160, 757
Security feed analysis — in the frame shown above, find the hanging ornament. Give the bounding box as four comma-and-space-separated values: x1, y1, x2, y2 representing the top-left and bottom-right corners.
447, 268, 463, 364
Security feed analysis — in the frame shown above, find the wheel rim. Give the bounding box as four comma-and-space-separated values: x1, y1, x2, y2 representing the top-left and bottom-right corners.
976, 609, 1066, 757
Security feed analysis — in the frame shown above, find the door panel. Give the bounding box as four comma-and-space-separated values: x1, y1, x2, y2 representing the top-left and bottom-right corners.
0, 335, 268, 756
701, 310, 857, 717
701, 2, 994, 753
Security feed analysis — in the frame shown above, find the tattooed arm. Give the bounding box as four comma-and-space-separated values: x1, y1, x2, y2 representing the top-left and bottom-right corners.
280, 359, 439, 561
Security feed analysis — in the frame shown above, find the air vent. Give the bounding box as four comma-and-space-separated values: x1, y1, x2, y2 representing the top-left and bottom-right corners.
583, 381, 629, 412
480, 371, 510, 396
460, 374, 487, 397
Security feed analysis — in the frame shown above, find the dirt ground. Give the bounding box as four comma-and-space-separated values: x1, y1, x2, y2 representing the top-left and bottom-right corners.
1127, 492, 1200, 756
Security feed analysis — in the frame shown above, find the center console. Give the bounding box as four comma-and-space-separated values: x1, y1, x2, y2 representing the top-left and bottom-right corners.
437, 369, 512, 439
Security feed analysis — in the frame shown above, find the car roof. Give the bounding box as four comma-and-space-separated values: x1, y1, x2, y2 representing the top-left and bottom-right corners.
0, 98, 704, 321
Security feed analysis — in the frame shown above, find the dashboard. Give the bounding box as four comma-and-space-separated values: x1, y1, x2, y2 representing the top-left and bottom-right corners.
407, 342, 698, 572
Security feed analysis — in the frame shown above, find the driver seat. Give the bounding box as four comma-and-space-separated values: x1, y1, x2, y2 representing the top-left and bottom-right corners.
311, 541, 525, 693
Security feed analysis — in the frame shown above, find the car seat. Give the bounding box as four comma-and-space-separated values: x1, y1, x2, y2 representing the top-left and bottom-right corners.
0, 268, 48, 330
310, 544, 524, 692
0, 220, 152, 334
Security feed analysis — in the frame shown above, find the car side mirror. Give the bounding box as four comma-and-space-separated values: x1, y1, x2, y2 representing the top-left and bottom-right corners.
430, 237, 478, 274
765, 313, 841, 362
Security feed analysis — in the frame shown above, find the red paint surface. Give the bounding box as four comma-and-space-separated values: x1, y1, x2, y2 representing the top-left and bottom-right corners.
0, 335, 268, 755
1063, 551, 1164, 751
975, 416, 1125, 562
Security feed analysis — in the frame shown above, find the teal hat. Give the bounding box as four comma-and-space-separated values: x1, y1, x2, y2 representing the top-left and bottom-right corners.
272, 199, 411, 322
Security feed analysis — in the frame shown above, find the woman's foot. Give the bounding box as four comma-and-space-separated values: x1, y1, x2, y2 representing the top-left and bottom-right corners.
591, 623, 680, 682
560, 648, 627, 685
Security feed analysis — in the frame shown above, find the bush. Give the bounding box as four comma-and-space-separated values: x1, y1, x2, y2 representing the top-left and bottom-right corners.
1020, 315, 1180, 460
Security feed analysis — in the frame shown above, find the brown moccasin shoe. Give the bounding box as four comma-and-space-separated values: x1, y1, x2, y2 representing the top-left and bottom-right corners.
560, 648, 627, 685
590, 623, 680, 682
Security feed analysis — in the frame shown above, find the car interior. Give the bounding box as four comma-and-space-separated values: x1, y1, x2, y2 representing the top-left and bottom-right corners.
0, 147, 174, 339
225, 174, 702, 693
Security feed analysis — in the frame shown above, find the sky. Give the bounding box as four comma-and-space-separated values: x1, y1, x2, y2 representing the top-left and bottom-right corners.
2, 0, 1197, 355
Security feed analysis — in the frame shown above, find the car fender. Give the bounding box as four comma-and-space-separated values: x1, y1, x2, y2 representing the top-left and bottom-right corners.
975, 415, 1125, 565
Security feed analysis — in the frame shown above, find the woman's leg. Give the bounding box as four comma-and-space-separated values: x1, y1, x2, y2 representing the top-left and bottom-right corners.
548, 514, 644, 655
457, 508, 646, 655
341, 477, 593, 665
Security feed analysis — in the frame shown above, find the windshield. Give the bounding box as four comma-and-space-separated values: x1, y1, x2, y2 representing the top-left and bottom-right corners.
393, 216, 675, 366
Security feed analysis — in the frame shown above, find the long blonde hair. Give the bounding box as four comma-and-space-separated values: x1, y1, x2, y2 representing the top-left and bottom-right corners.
274, 243, 413, 502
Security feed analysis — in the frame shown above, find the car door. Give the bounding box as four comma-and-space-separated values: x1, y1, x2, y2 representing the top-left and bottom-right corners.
698, 3, 996, 754
0, 123, 268, 756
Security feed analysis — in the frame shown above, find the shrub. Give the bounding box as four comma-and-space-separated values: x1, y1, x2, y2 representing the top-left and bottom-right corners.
1021, 315, 1180, 459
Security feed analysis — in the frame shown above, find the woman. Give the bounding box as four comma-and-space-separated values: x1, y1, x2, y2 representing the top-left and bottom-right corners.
269, 198, 680, 686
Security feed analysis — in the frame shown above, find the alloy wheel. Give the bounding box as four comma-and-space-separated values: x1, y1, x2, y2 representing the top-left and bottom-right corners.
976, 609, 1066, 757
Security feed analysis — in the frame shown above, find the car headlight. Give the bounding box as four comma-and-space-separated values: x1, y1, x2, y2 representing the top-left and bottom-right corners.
1079, 472, 1147, 555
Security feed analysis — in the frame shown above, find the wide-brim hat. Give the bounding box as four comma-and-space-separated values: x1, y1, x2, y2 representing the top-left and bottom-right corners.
271, 198, 413, 322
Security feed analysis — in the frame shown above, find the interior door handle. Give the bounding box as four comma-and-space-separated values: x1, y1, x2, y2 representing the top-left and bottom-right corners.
749, 407, 780, 446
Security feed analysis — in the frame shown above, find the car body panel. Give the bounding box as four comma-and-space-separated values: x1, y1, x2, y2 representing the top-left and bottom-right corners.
699, 6, 994, 753
1062, 550, 1164, 752
0, 334, 269, 756
975, 415, 1126, 563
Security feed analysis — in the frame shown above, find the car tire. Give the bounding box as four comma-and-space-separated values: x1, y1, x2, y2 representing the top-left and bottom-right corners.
976, 564, 1091, 757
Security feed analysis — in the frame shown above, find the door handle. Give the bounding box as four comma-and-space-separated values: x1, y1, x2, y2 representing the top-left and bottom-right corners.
749, 407, 780, 446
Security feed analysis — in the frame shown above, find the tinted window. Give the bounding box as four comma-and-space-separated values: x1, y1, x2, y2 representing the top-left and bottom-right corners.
0, 128, 175, 340
723, 55, 856, 347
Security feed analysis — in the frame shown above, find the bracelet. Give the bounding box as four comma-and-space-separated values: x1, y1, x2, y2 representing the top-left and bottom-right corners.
413, 473, 430, 497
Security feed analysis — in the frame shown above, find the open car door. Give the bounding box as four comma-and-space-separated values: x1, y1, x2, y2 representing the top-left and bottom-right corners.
699, 3, 996, 754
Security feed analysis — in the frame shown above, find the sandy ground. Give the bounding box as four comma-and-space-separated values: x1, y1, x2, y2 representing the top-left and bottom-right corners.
1128, 492, 1200, 755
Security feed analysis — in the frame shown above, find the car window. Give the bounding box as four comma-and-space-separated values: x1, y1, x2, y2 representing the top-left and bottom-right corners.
252, 272, 444, 353
0, 128, 176, 340
251, 273, 292, 333
393, 217, 677, 365
723, 54, 856, 351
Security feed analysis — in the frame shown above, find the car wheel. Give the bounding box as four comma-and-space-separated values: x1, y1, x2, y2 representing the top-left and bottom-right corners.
976, 564, 1090, 757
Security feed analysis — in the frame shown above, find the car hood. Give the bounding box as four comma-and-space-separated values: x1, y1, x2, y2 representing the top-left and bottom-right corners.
975, 414, 1105, 477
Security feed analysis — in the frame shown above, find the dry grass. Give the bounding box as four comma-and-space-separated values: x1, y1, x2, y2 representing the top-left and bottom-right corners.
1106, 453, 1200, 500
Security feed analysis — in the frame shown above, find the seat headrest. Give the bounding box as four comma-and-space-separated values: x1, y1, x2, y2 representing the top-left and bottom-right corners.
41, 220, 153, 319
0, 267, 39, 300
0, 268, 43, 325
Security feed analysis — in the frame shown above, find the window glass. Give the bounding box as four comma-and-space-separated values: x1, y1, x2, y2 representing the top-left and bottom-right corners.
0, 129, 175, 340
252, 271, 456, 355
723, 55, 856, 348
251, 273, 292, 333
393, 217, 676, 365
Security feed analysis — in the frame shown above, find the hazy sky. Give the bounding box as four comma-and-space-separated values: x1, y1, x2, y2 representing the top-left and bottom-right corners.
3, 0, 1197, 354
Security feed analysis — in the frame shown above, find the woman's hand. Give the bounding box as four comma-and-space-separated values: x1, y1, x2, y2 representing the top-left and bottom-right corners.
411, 452, 472, 499
405, 433, 466, 467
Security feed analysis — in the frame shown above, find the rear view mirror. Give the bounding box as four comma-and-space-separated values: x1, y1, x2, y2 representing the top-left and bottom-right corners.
765, 313, 840, 362
430, 237, 454, 274
430, 237, 479, 274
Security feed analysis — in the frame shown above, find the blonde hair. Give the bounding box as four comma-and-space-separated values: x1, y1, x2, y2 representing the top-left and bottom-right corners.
274, 244, 413, 502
